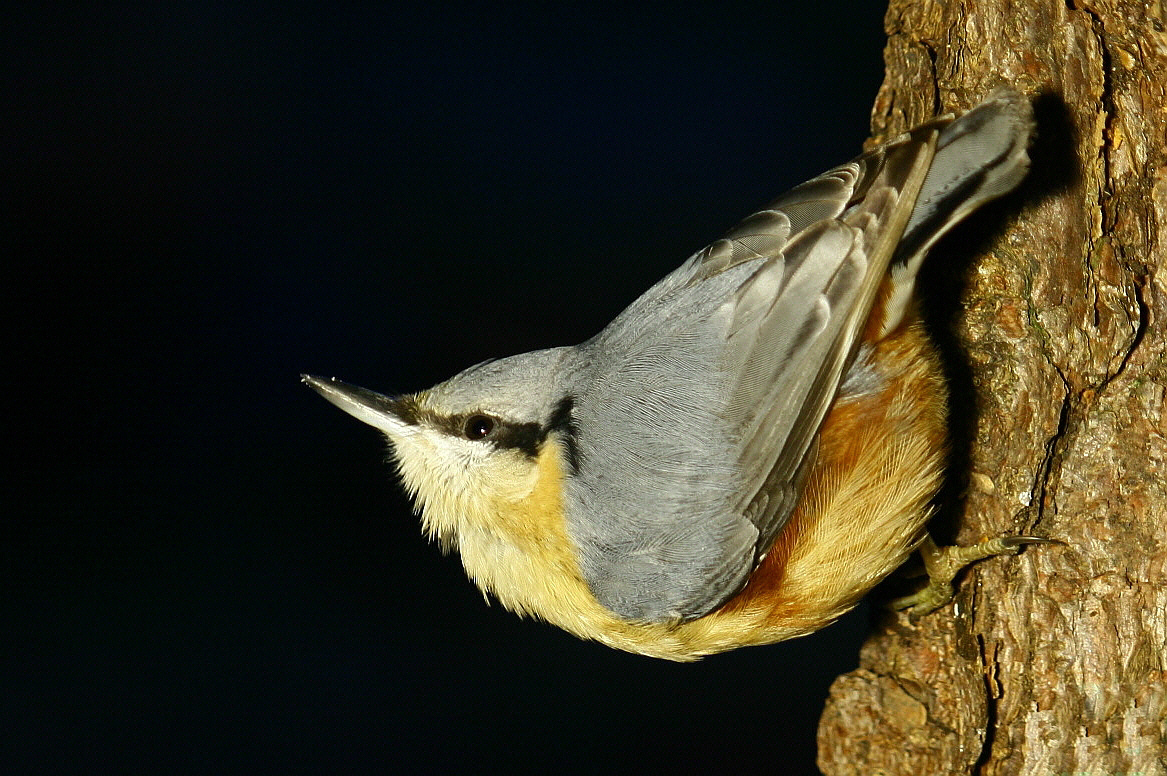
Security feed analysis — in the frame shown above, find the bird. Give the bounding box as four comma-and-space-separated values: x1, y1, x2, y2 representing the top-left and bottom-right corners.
304, 90, 1045, 661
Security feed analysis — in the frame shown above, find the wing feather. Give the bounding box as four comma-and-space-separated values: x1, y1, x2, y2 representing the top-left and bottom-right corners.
567, 123, 943, 622
723, 130, 938, 554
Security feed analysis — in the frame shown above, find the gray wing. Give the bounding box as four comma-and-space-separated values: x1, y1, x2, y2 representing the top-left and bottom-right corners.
565, 124, 943, 623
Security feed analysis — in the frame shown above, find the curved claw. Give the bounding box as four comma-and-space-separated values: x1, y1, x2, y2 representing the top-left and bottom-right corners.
997, 535, 1064, 549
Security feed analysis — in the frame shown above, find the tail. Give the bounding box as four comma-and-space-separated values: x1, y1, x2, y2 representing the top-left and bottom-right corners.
879, 90, 1035, 337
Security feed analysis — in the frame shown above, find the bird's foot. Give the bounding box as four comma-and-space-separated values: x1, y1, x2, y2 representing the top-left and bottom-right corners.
890, 533, 1060, 615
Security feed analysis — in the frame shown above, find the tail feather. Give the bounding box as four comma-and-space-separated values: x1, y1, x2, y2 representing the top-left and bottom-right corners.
903, 89, 1035, 253
877, 90, 1034, 338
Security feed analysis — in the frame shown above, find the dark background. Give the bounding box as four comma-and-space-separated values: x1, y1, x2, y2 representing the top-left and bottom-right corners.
6, 5, 889, 773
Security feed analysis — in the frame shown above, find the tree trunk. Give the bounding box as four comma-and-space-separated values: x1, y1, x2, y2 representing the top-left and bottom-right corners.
817, 1, 1167, 774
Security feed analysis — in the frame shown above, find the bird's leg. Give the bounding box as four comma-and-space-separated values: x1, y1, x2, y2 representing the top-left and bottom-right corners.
891, 533, 1059, 614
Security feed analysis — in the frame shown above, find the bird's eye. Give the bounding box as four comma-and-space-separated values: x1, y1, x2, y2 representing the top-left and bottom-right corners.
464, 414, 496, 440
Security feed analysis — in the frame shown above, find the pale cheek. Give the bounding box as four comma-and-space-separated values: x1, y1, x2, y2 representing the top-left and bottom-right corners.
397, 440, 538, 527
484, 456, 541, 501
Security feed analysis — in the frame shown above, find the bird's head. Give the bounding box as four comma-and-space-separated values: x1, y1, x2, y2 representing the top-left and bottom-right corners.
302, 347, 579, 550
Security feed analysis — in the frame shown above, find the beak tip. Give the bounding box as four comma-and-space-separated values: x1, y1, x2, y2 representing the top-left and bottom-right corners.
301, 373, 334, 397
301, 373, 407, 435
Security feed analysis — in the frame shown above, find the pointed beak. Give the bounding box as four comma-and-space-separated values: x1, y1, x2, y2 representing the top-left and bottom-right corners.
301, 374, 415, 437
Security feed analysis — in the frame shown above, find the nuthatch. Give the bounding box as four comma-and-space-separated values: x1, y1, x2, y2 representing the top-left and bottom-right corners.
305, 91, 1042, 661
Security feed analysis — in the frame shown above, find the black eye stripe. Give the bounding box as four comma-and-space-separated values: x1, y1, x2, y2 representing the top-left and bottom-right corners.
483, 420, 542, 458
441, 413, 541, 458
549, 396, 579, 473
425, 397, 576, 463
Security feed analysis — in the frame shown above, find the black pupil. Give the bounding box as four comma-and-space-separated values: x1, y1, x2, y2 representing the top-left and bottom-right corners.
465, 415, 494, 440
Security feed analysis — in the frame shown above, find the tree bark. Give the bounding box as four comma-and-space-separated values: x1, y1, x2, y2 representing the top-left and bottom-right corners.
817, 1, 1167, 774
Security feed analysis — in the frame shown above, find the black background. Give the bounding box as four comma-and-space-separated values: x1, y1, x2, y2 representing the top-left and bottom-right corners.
6, 5, 889, 773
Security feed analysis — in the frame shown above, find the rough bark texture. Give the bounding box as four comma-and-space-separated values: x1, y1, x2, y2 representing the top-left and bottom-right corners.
818, 1, 1167, 774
